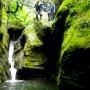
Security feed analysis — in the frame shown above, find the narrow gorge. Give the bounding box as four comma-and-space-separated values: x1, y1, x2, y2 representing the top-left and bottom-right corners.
0, 0, 90, 89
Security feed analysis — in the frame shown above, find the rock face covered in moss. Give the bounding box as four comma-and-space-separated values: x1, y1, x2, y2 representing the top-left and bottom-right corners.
0, 6, 9, 83
20, 21, 47, 69
1, 0, 90, 88
0, 31, 9, 83
53, 0, 90, 89
0, 0, 26, 83
15, 20, 49, 79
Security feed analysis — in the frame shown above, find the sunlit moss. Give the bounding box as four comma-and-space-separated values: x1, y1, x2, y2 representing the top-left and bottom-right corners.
1, 7, 9, 52
55, 0, 90, 86
22, 20, 47, 69
0, 4, 9, 83
7, 5, 32, 28
62, 10, 90, 53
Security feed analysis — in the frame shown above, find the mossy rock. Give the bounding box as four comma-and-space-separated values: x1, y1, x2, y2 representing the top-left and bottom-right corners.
0, 7, 9, 83
19, 21, 47, 69
52, 0, 90, 89
0, 65, 6, 83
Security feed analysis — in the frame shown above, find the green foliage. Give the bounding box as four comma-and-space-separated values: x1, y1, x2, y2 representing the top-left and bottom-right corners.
7, 6, 29, 28
8, 1, 17, 12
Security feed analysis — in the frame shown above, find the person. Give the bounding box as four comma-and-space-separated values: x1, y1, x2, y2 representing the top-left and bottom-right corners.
51, 3, 56, 20
47, 1, 56, 21
40, 1, 47, 12
47, 2, 52, 21
35, 1, 42, 20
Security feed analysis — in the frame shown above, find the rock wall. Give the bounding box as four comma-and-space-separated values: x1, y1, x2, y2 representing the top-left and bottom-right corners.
53, 0, 90, 89
0, 5, 9, 83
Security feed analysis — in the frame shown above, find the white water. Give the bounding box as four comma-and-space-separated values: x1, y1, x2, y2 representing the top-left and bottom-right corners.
8, 41, 17, 81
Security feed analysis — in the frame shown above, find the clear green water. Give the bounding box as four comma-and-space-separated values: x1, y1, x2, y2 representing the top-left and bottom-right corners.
0, 80, 58, 90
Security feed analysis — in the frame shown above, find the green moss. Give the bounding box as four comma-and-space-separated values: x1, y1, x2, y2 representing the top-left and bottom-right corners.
0, 65, 6, 83
0, 6, 9, 83
23, 24, 43, 54
23, 53, 46, 69
54, 0, 90, 86
22, 20, 48, 69
7, 5, 31, 29
56, 0, 90, 55
62, 11, 90, 54
1, 7, 9, 52
8, 1, 18, 13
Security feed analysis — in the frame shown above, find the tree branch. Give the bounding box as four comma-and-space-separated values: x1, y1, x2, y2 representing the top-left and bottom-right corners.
6, 2, 19, 14
14, 13, 28, 22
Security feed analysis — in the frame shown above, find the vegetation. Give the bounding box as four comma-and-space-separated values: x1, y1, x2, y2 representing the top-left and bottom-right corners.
0, 0, 90, 89
53, 0, 90, 89
0, 0, 9, 83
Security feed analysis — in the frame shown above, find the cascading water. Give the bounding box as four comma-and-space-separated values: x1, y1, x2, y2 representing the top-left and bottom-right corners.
8, 41, 17, 81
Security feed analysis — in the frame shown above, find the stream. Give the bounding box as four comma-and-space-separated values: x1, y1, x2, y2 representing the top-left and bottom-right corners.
8, 41, 17, 81
0, 41, 59, 90
0, 80, 58, 90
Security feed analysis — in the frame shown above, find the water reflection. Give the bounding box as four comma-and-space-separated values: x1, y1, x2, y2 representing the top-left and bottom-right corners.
0, 80, 58, 90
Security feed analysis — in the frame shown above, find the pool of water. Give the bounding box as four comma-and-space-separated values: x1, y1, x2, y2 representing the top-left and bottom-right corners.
0, 79, 58, 90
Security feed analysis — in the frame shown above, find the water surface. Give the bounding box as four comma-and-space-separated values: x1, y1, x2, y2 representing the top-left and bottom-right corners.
0, 80, 58, 90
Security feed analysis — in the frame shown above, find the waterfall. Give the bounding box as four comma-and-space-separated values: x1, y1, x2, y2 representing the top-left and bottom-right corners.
8, 41, 17, 81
